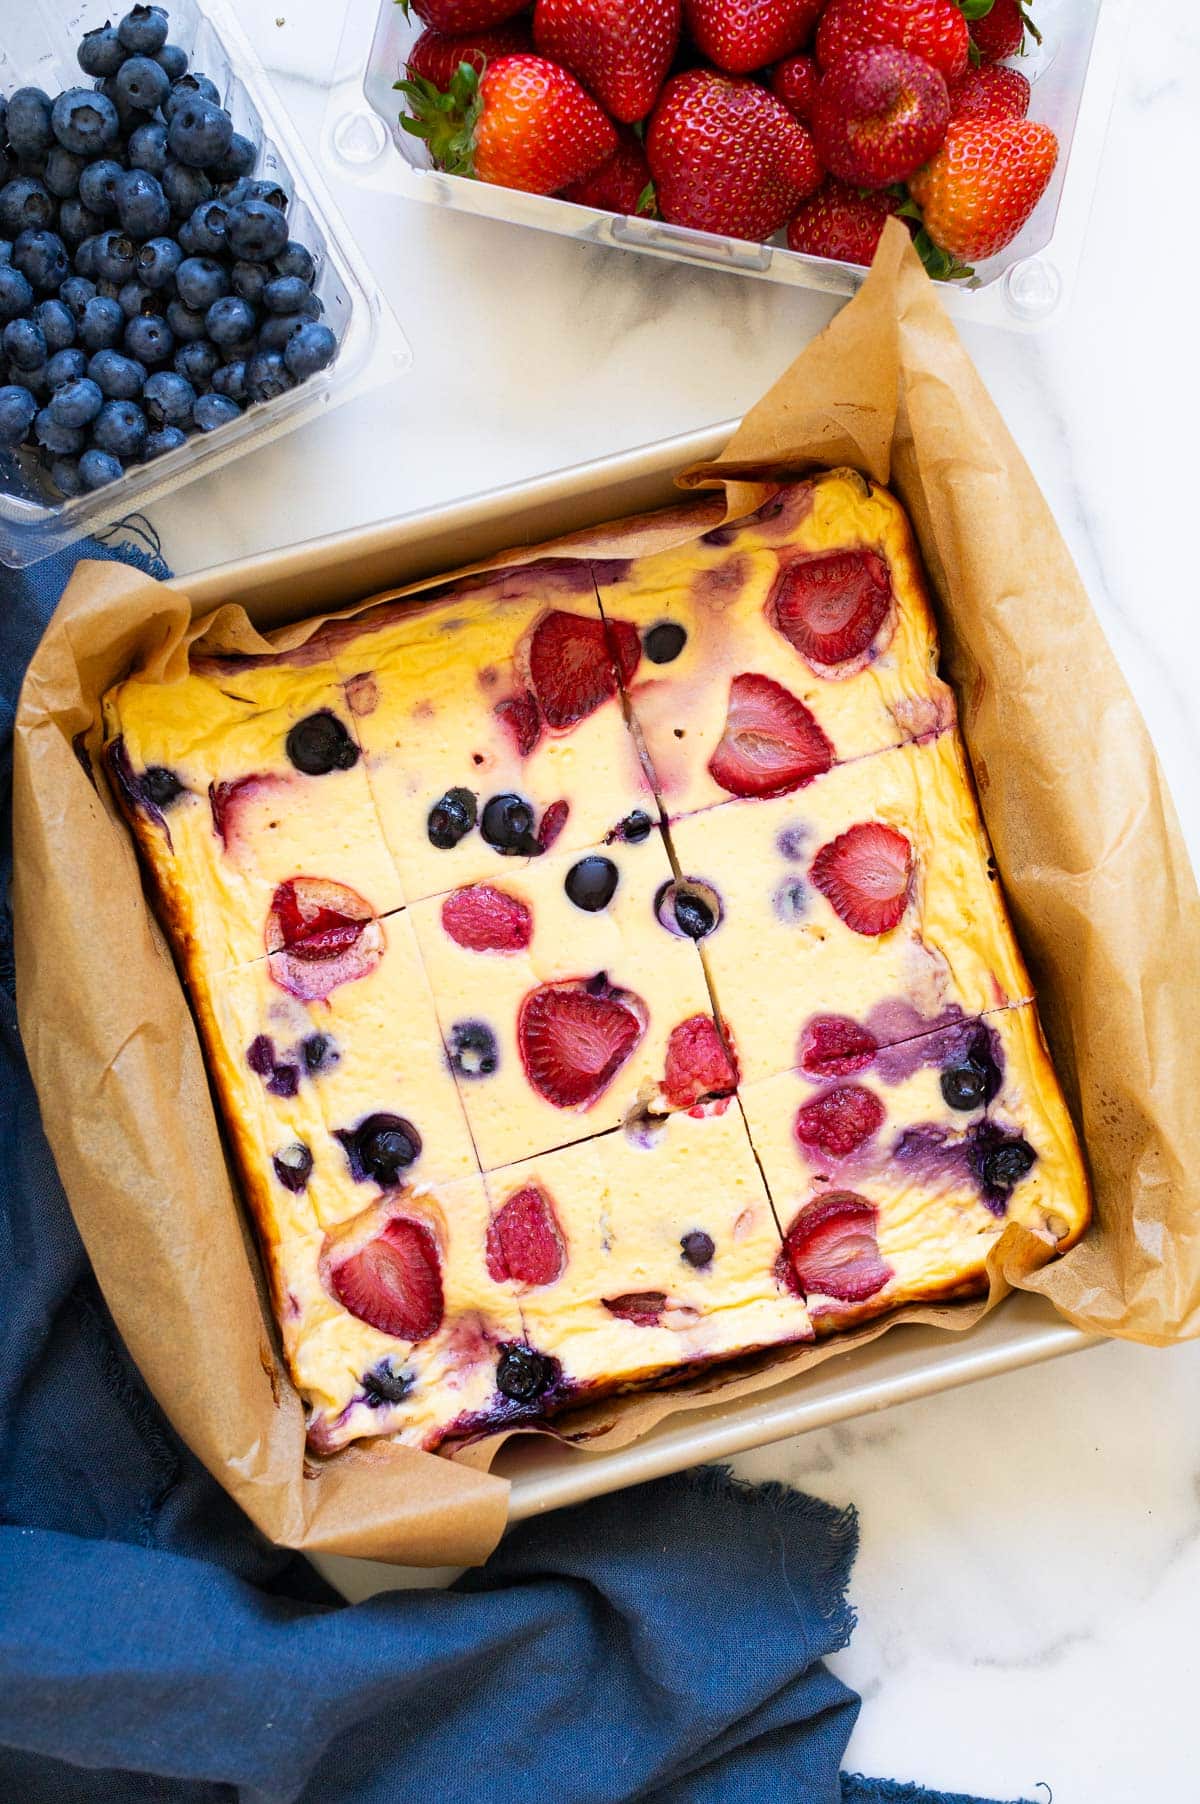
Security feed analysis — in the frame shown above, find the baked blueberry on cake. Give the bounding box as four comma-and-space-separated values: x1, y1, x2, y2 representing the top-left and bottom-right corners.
102, 470, 1090, 1456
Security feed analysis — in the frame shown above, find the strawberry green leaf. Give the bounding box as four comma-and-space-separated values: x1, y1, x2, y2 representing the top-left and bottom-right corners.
395, 67, 482, 177
635, 180, 657, 217
957, 0, 995, 18
912, 226, 975, 284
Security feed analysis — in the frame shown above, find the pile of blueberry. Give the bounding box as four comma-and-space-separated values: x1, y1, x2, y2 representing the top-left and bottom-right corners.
0, 4, 337, 498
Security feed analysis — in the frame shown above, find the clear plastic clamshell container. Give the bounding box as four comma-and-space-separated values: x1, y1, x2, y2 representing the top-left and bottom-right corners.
0, 0, 411, 567
325, 0, 1128, 333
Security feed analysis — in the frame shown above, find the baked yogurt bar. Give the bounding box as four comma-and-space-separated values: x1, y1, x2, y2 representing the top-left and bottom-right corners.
102, 469, 1090, 1457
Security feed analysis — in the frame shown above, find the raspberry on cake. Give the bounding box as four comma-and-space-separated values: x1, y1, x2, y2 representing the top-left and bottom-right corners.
666, 731, 1033, 1087
739, 1003, 1089, 1326
590, 470, 956, 817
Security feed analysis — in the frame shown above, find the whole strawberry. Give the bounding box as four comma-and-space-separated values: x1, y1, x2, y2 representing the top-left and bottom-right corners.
398, 54, 618, 194
948, 63, 1030, 120
810, 46, 949, 188
647, 68, 821, 240
770, 52, 820, 124
563, 128, 656, 213
412, 0, 529, 31
534, 0, 680, 124
787, 177, 899, 265
815, 0, 969, 83
908, 117, 1057, 261
406, 22, 531, 89
685, 0, 826, 77
971, 0, 1040, 64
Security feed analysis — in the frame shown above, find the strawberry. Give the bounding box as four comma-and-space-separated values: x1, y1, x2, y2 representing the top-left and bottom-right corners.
907, 118, 1057, 263
602, 1291, 667, 1324
563, 129, 656, 214
517, 976, 646, 1108
970, 0, 1039, 65
686, 0, 825, 75
787, 178, 899, 266
797, 1014, 878, 1078
328, 1215, 445, 1341
948, 63, 1030, 121
411, 0, 530, 32
494, 690, 542, 755
486, 1185, 567, 1285
405, 22, 531, 89
663, 1013, 739, 1109
778, 1193, 892, 1302
398, 54, 617, 196
527, 608, 638, 729
650, 68, 820, 240
533, 0, 680, 125
793, 1082, 885, 1157
536, 798, 570, 850
810, 46, 950, 188
815, 0, 969, 84
766, 548, 892, 671
707, 672, 835, 799
266, 878, 383, 1000
441, 883, 533, 952
810, 821, 913, 936
769, 52, 820, 124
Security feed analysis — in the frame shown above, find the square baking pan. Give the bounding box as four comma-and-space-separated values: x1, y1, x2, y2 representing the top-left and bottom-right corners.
179, 419, 1101, 1526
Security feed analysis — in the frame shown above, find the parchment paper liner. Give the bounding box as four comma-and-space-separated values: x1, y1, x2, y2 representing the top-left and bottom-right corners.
16, 224, 1200, 1567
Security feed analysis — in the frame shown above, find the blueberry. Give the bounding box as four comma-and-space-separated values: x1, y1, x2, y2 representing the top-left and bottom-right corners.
210, 358, 246, 400
124, 312, 173, 365
480, 792, 538, 856
6, 90, 54, 162
179, 199, 229, 257
615, 809, 653, 843
46, 347, 88, 388
78, 294, 125, 351
284, 321, 337, 381
244, 348, 292, 403
161, 160, 213, 218
154, 44, 189, 83
96, 75, 153, 136
495, 1345, 555, 1403
77, 25, 127, 79
165, 298, 210, 344
0, 266, 34, 323
656, 878, 721, 940
274, 239, 317, 286
0, 240, 9, 266
92, 397, 147, 458
173, 337, 218, 385
143, 368, 195, 426
979, 1136, 1036, 1195
168, 97, 233, 170
116, 55, 172, 117
5, 362, 48, 398
256, 311, 306, 354
117, 280, 153, 320
58, 198, 103, 249
44, 146, 86, 200
285, 710, 359, 775
174, 254, 228, 312
193, 390, 240, 431
33, 300, 75, 354
0, 385, 37, 448
302, 1033, 337, 1073
222, 177, 288, 212
680, 1230, 715, 1268
77, 161, 121, 219
47, 377, 103, 428
54, 90, 120, 160
126, 121, 168, 179
136, 236, 182, 291
225, 197, 288, 263
197, 295, 249, 351
143, 423, 186, 459
118, 5, 170, 54
644, 621, 687, 664
0, 176, 55, 236
270, 1141, 312, 1194
447, 1020, 498, 1080
89, 349, 146, 399
95, 230, 138, 285
78, 446, 124, 489
257, 274, 305, 316
565, 855, 618, 912
13, 229, 69, 293
33, 408, 85, 456
361, 1360, 413, 1407
49, 455, 84, 496
230, 259, 268, 306
115, 168, 170, 240
165, 73, 222, 117
335, 1113, 422, 1185
427, 787, 477, 849
3, 318, 47, 372
940, 1032, 1003, 1112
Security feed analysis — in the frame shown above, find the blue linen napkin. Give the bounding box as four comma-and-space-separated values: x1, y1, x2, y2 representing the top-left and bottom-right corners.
0, 536, 1033, 1804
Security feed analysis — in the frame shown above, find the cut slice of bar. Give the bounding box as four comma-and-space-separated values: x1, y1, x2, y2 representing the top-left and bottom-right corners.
102, 672, 405, 975
739, 1003, 1090, 1329
592, 471, 956, 817
325, 565, 655, 904
666, 730, 1032, 1088
484, 1106, 813, 1411
408, 823, 727, 1170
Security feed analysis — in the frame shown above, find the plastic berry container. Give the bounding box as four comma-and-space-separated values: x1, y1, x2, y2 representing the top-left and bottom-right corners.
0, 0, 410, 567
323, 0, 1128, 333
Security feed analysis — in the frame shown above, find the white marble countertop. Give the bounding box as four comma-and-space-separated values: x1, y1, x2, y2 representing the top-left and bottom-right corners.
152, 2, 1200, 1795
